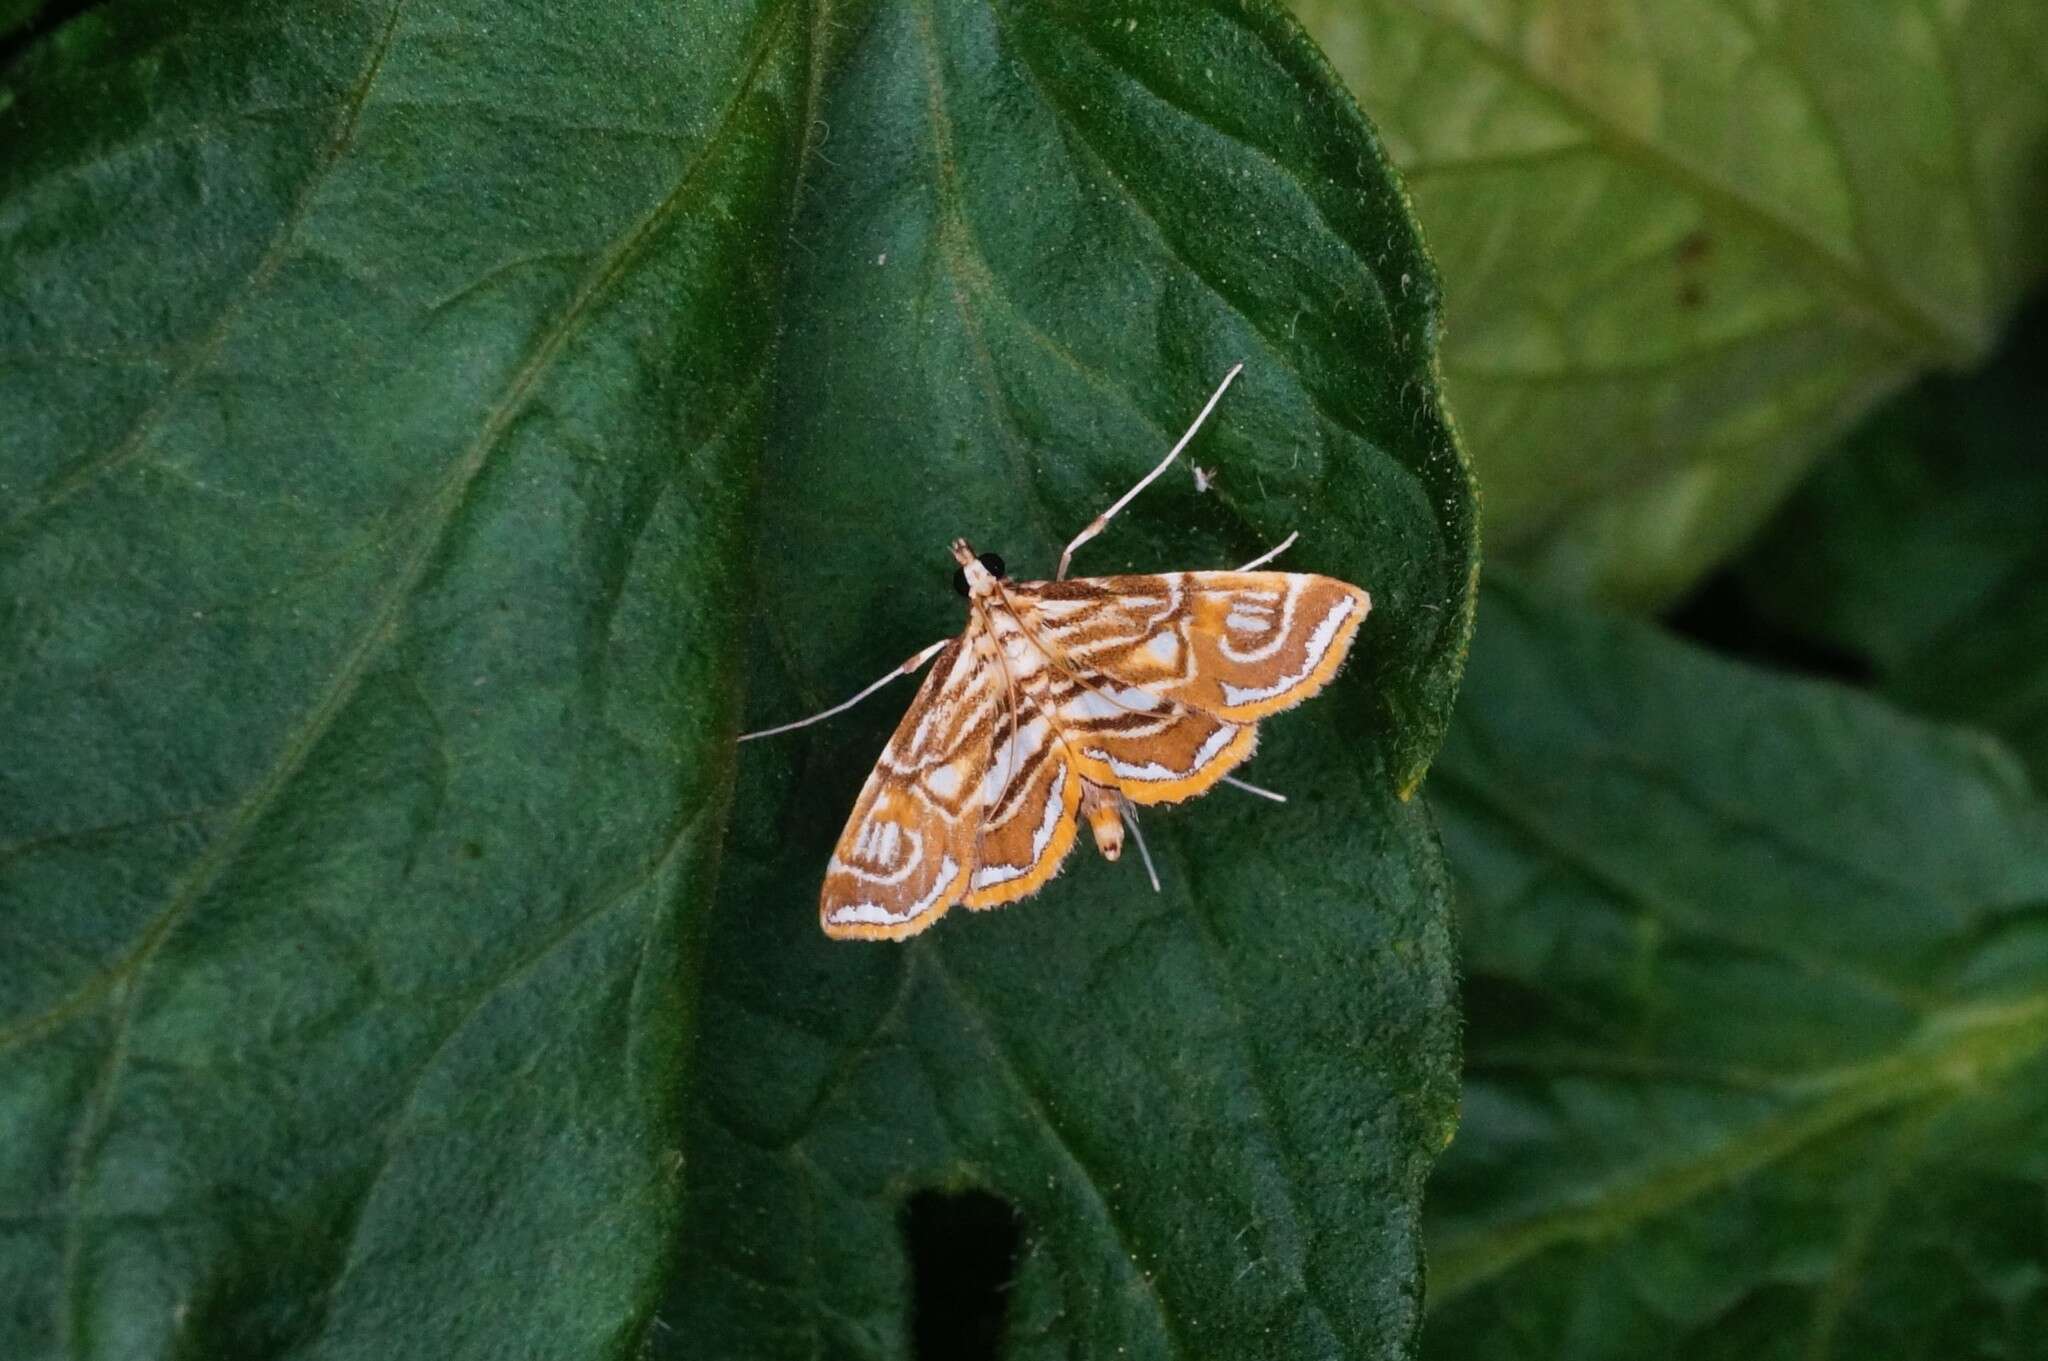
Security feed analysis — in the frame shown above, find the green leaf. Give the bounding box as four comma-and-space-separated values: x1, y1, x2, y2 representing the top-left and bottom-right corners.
1425, 583, 2048, 1357
646, 2, 1473, 1358
1, 3, 794, 1356
1292, 0, 2048, 604
1735, 298, 2048, 784
2, 2, 1477, 1359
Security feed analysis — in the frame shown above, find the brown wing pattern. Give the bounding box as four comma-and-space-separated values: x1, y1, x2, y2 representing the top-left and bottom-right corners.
984, 578, 1250, 807
820, 634, 996, 940
1008, 571, 1370, 723
961, 685, 1084, 907
1028, 659, 1257, 806
1060, 691, 1257, 805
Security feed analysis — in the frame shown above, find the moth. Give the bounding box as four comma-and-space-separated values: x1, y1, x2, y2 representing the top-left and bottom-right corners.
741, 366, 1371, 940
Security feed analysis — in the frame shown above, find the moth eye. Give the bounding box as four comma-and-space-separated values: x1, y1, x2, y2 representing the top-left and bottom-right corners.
951, 564, 971, 597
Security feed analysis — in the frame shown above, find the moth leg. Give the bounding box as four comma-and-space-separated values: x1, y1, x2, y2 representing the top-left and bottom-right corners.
1221, 773, 1287, 803
738, 638, 951, 742
1117, 799, 1163, 894
1056, 364, 1244, 580
1235, 530, 1299, 572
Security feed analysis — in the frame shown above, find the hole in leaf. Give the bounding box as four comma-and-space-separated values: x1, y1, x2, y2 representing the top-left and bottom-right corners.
902, 1188, 1022, 1361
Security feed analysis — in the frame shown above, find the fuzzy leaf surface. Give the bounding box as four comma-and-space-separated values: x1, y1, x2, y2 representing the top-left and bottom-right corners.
0, 3, 795, 1357
0, 2, 1477, 1359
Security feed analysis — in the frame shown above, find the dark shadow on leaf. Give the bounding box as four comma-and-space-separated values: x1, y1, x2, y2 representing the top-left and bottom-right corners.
1664, 571, 1875, 685
0, 0, 100, 75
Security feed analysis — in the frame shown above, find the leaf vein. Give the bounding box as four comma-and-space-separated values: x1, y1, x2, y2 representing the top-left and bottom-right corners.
1430, 762, 1927, 1011
313, 797, 714, 1332
1163, 826, 1354, 1355
2, 0, 409, 541
1429, 993, 2048, 1305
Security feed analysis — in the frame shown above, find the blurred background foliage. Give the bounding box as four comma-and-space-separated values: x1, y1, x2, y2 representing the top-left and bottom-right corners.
1417, 306, 2048, 1355
1292, 0, 2048, 605
1734, 299, 2048, 786
1430, 565, 2048, 1359
1409, 268, 2048, 1358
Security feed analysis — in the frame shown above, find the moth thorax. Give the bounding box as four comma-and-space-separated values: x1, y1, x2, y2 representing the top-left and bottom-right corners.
1079, 783, 1123, 862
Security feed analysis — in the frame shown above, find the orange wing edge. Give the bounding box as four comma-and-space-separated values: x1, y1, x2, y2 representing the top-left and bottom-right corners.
1207, 578, 1370, 723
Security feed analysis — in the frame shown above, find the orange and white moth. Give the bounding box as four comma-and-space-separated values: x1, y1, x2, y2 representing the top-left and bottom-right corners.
740, 366, 1371, 940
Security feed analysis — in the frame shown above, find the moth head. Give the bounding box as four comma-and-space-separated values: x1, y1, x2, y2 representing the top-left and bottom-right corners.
950, 539, 1007, 599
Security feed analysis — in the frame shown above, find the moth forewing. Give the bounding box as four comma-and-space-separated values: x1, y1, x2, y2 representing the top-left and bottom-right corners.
1180, 572, 1372, 721
817, 634, 992, 940
960, 697, 1085, 909
1009, 570, 1370, 726
1060, 697, 1260, 807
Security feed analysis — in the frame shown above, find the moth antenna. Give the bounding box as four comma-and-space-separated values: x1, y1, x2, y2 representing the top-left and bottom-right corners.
1235, 531, 1299, 572
1119, 802, 1163, 893
1222, 774, 1287, 803
1057, 363, 1244, 580
738, 638, 951, 742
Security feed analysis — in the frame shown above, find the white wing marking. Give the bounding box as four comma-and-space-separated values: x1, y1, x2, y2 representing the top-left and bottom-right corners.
1220, 594, 1358, 706
1087, 723, 1239, 783
828, 855, 962, 926
1217, 580, 1300, 663
970, 764, 1069, 889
